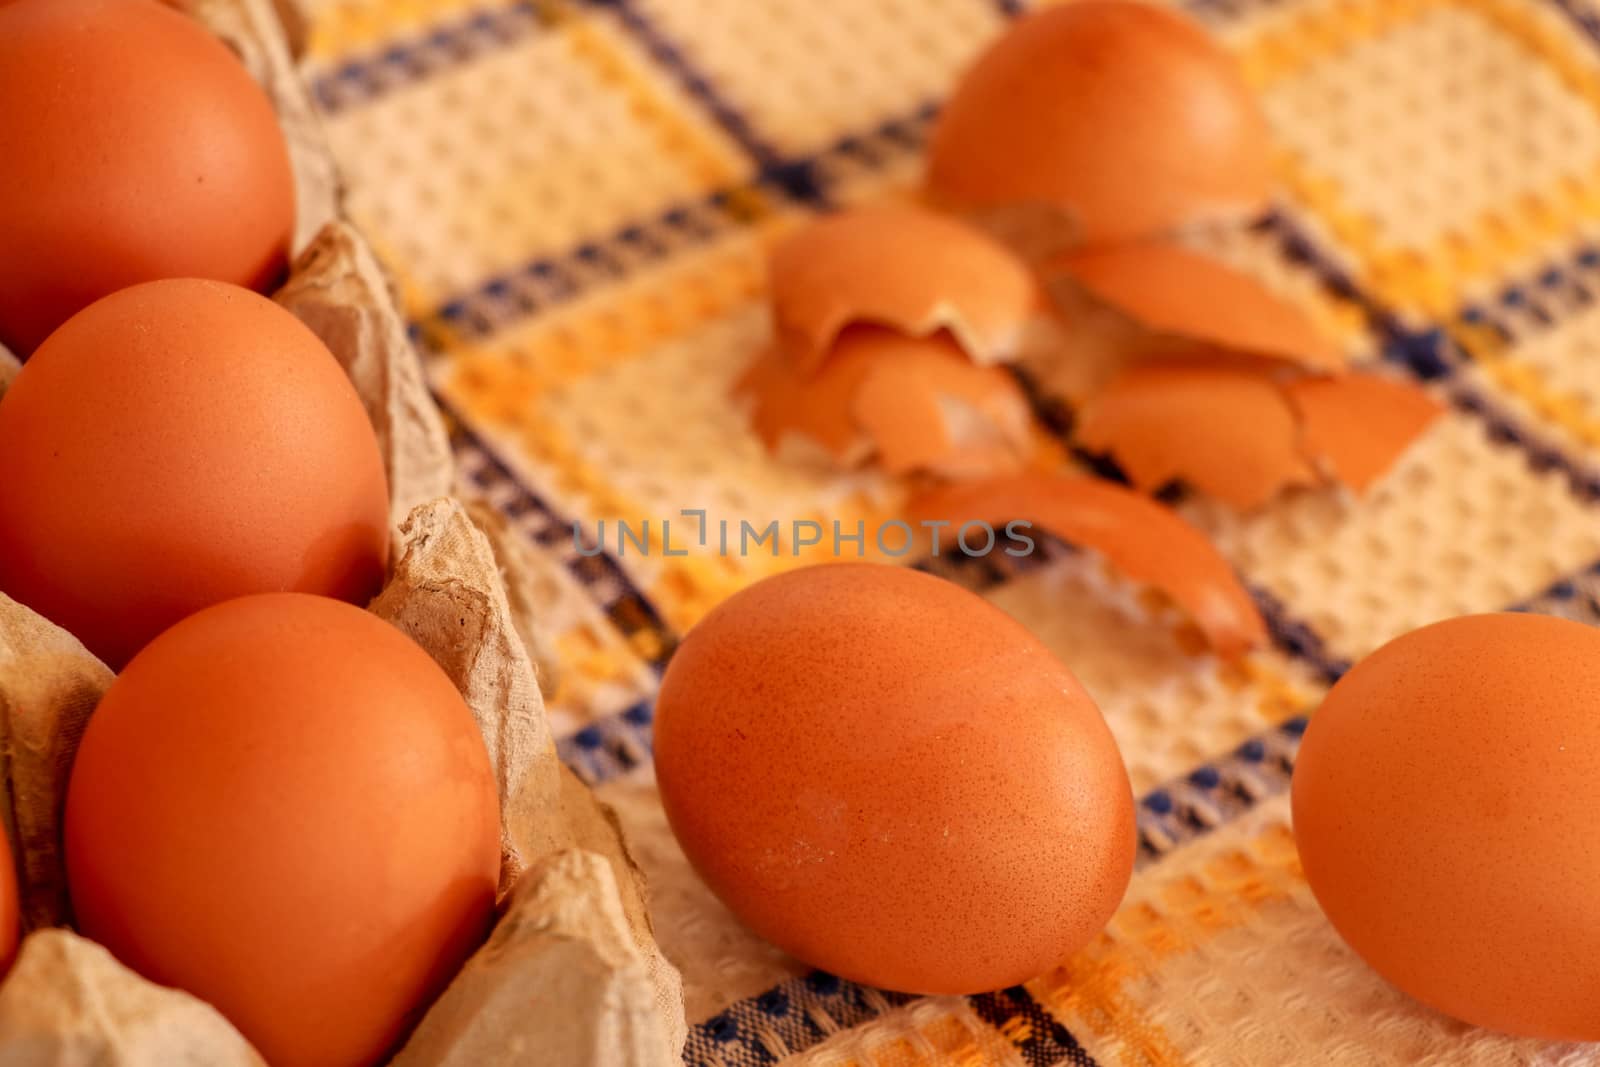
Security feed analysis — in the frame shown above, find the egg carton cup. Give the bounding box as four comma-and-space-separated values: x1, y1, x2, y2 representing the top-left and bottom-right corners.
0, 0, 686, 1062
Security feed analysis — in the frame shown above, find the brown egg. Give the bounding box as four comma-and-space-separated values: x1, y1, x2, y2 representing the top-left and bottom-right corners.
1293, 614, 1600, 1040
739, 326, 1032, 478
0, 831, 17, 978
1050, 242, 1344, 372
926, 0, 1271, 245
769, 204, 1038, 370
1285, 372, 1443, 490
1076, 359, 1319, 510
0, 279, 389, 668
65, 594, 502, 1067
0, 0, 294, 355
909, 473, 1267, 659
655, 564, 1136, 994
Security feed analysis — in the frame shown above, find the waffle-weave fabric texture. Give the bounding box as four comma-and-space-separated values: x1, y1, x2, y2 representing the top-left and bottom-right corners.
296, 0, 1600, 1063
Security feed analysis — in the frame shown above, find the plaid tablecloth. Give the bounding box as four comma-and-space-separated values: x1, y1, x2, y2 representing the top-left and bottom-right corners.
294, 0, 1600, 1062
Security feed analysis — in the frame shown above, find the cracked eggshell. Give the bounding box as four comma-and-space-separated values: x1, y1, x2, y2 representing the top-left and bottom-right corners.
1293, 614, 1600, 1041
909, 473, 1267, 659
655, 563, 1136, 995
926, 0, 1272, 246
1076, 359, 1319, 510
845, 329, 1033, 479
1050, 241, 1344, 372
1286, 372, 1443, 491
769, 204, 1038, 371
735, 344, 875, 467
738, 327, 1034, 479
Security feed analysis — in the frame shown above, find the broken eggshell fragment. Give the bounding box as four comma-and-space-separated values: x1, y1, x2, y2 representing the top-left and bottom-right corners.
737, 326, 1033, 479
909, 472, 1267, 660
768, 203, 1039, 371
926, 0, 1272, 247
1049, 242, 1345, 373
1285, 372, 1444, 491
1074, 358, 1443, 509
1076, 359, 1319, 511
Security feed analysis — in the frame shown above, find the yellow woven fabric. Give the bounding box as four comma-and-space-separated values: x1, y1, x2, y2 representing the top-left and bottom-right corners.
296, 0, 1600, 1062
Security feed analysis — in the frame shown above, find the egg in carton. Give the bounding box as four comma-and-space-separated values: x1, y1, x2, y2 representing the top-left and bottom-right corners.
0, 0, 685, 1062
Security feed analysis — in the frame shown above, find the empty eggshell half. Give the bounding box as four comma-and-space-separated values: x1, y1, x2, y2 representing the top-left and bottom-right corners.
738, 327, 1033, 479
1285, 372, 1443, 491
926, 0, 1272, 245
1049, 242, 1345, 373
769, 204, 1038, 371
909, 473, 1266, 659
1076, 359, 1319, 510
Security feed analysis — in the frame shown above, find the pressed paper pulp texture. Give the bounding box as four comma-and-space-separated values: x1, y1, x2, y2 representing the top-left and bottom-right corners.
294, 0, 1600, 1062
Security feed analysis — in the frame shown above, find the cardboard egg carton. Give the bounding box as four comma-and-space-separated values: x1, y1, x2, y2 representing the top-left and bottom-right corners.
0, 0, 685, 1062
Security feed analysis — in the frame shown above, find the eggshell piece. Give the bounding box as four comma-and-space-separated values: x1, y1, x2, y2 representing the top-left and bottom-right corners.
1051, 242, 1345, 372
1292, 613, 1600, 1041
909, 473, 1266, 659
1076, 359, 1319, 510
926, 0, 1272, 245
0, 0, 295, 355
0, 279, 391, 668
65, 593, 503, 1067
655, 564, 1136, 994
1285, 372, 1443, 491
846, 329, 1032, 478
735, 344, 874, 465
769, 204, 1037, 371
737, 327, 1033, 477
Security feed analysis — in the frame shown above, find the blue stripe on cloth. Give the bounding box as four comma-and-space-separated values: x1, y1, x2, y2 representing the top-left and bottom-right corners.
1446, 382, 1600, 503
439, 394, 680, 670
1542, 0, 1600, 49
969, 986, 1100, 1066
585, 0, 786, 168
311, 1, 547, 114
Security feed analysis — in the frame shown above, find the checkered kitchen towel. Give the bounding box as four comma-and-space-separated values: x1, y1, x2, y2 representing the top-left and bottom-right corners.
295, 0, 1600, 1062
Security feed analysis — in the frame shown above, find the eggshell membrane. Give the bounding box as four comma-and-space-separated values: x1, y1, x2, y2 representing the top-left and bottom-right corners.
1292, 613, 1600, 1041
926, 0, 1272, 245
909, 473, 1266, 659
0, 279, 390, 668
1285, 372, 1443, 491
769, 204, 1038, 370
1076, 359, 1318, 510
0, 832, 17, 978
0, 0, 295, 355
1051, 242, 1345, 373
655, 564, 1136, 994
65, 594, 502, 1067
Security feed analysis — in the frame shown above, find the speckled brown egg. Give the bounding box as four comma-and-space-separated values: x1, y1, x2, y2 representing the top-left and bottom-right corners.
1293, 613, 1600, 1040
0, 278, 389, 668
0, 0, 295, 355
655, 563, 1136, 994
66, 593, 501, 1067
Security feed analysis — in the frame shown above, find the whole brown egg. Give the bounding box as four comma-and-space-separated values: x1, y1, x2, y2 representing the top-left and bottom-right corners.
655, 563, 1136, 994
1293, 613, 1600, 1040
65, 594, 502, 1067
0, 279, 389, 668
0, 0, 295, 355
